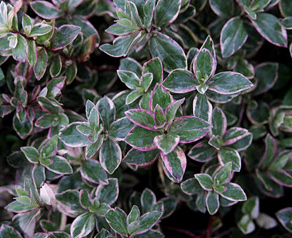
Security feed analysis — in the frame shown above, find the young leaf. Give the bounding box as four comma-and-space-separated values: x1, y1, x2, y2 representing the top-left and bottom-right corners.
219, 183, 247, 201
193, 49, 216, 82
34, 47, 48, 80
195, 173, 213, 191
211, 107, 227, 137
45, 156, 73, 175
131, 211, 163, 235
21, 146, 39, 164
154, 132, 180, 155
193, 93, 213, 122
95, 178, 119, 205
218, 147, 241, 172
125, 109, 155, 130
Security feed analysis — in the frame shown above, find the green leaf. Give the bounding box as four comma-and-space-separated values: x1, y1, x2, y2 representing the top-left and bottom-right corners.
99, 139, 121, 174
242, 197, 259, 219
220, 183, 247, 201
123, 149, 160, 166
131, 211, 163, 235
66, 62, 77, 85
252, 63, 278, 95
163, 69, 198, 93
30, 1, 62, 19
211, 107, 227, 137
238, 214, 255, 234
209, 0, 234, 18
27, 40, 37, 66
0, 224, 23, 238
100, 32, 142, 57
206, 192, 219, 215
181, 178, 203, 195
161, 146, 186, 183
214, 162, 233, 185
208, 72, 253, 95
141, 188, 156, 213
81, 159, 108, 185
30, 23, 53, 37
51, 25, 81, 50
154, 0, 181, 27
154, 133, 180, 154
149, 32, 187, 72
59, 123, 89, 147
251, 13, 287, 47
50, 55, 62, 78
143, 57, 163, 87
34, 47, 48, 80
5, 201, 36, 213
117, 70, 140, 89
195, 173, 213, 191
169, 116, 210, 143
71, 212, 96, 238
143, 0, 155, 29
45, 156, 73, 175
154, 105, 166, 127
193, 93, 213, 122
280, 0, 292, 17
150, 84, 173, 111
125, 109, 155, 130
120, 57, 142, 77
127, 205, 140, 225
95, 178, 119, 205
220, 17, 248, 58
56, 190, 85, 217
194, 49, 216, 82
188, 141, 216, 163
21, 146, 39, 164
109, 117, 134, 141
97, 97, 116, 129
218, 147, 241, 172
12, 34, 28, 62
126, 127, 161, 151
105, 208, 128, 236
276, 207, 292, 233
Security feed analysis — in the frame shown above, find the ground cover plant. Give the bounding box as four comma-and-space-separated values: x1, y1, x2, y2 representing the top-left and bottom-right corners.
1, 0, 292, 237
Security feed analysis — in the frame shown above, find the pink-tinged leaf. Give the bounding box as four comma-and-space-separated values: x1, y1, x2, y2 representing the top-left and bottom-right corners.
99, 139, 122, 174
125, 126, 161, 151
154, 0, 181, 27
260, 133, 277, 169
163, 69, 198, 93
223, 127, 251, 145
161, 146, 187, 183
193, 93, 213, 122
220, 17, 248, 58
169, 116, 211, 143
0, 224, 23, 238
251, 13, 287, 47
193, 48, 216, 83
34, 47, 48, 80
252, 63, 278, 96
154, 133, 180, 155
50, 25, 81, 51
255, 169, 283, 198
206, 191, 219, 215
81, 159, 108, 185
30, 1, 62, 19
268, 169, 292, 187
218, 147, 241, 172
211, 107, 227, 137
188, 141, 216, 162
149, 32, 187, 72
123, 148, 160, 166
150, 83, 174, 111
143, 57, 163, 87
219, 182, 247, 202
208, 72, 253, 95
125, 109, 156, 130
276, 207, 292, 233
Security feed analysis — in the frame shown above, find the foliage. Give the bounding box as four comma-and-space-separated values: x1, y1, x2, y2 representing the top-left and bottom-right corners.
0, 0, 292, 237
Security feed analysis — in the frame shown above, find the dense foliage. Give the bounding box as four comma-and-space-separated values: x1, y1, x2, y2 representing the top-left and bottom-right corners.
1, 0, 292, 237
